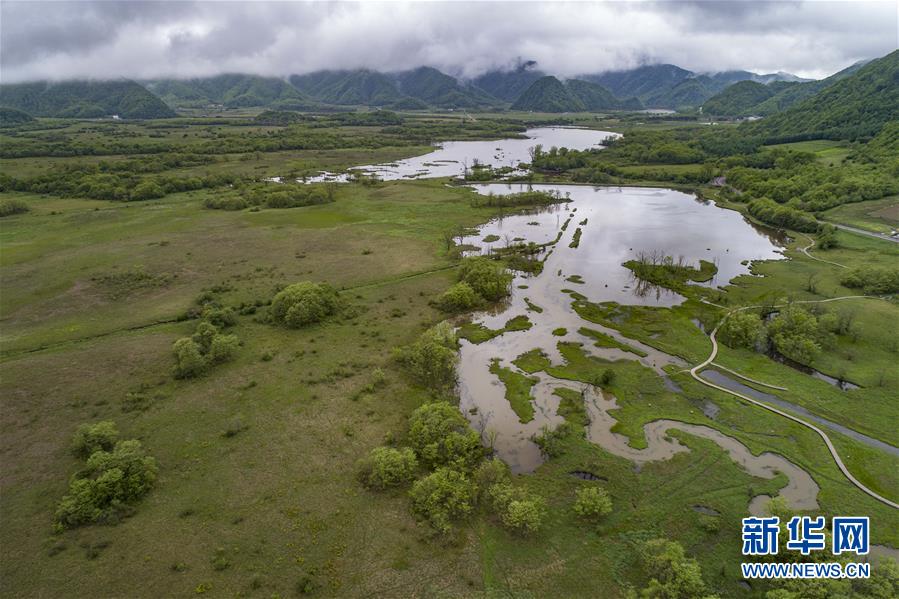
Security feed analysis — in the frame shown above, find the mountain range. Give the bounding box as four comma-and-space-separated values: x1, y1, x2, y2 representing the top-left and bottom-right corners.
1, 55, 891, 122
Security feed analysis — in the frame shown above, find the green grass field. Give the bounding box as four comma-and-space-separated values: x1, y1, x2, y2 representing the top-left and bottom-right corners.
1, 116, 897, 597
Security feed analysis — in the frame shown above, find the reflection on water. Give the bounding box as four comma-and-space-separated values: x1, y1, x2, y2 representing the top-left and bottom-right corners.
457, 184, 787, 473
302, 127, 617, 182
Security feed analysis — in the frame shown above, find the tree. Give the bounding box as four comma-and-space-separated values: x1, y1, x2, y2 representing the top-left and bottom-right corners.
767, 305, 822, 363
172, 337, 207, 378
408, 468, 475, 534
573, 486, 613, 522
71, 421, 119, 458
718, 311, 767, 349
407, 402, 483, 470
436, 282, 481, 312
457, 257, 512, 302
208, 334, 239, 364
393, 322, 459, 391
472, 458, 510, 502
488, 482, 546, 534
638, 538, 711, 599
357, 446, 418, 489
270, 281, 340, 328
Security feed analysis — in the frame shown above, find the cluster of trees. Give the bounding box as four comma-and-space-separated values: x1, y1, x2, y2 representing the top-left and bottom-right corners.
0, 159, 236, 202
437, 257, 514, 312
635, 538, 718, 598
719, 305, 855, 364
746, 198, 820, 233
172, 307, 240, 378
56, 421, 157, 528
204, 182, 335, 211
269, 281, 340, 328
840, 266, 899, 295
358, 402, 547, 535
623, 253, 717, 292
471, 189, 565, 208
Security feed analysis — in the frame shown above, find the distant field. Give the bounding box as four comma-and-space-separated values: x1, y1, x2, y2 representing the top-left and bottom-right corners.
766, 139, 852, 166
822, 195, 899, 234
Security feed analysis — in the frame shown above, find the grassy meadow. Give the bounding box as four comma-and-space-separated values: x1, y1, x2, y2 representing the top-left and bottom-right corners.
1, 114, 897, 597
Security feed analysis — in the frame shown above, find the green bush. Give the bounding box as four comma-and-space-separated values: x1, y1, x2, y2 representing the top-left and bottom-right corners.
56, 440, 158, 528
408, 468, 475, 534
472, 458, 510, 501
488, 482, 546, 534
573, 486, 613, 522
407, 402, 483, 470
358, 446, 418, 489
208, 334, 239, 364
71, 421, 119, 458
457, 257, 512, 302
719, 310, 767, 349
436, 282, 481, 312
271, 281, 339, 327
0, 198, 29, 217
393, 322, 459, 391
173, 337, 208, 378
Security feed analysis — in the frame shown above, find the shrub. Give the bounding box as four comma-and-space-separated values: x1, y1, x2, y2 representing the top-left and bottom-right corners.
202, 306, 237, 328
436, 282, 481, 312
457, 257, 512, 302
393, 322, 459, 390
358, 446, 418, 489
0, 198, 29, 217
409, 468, 475, 534
270, 281, 339, 328
488, 482, 546, 534
72, 421, 119, 458
172, 337, 208, 378
207, 334, 239, 364
719, 310, 767, 349
56, 440, 158, 528
407, 402, 483, 470
472, 458, 510, 501
533, 422, 572, 458
573, 486, 613, 522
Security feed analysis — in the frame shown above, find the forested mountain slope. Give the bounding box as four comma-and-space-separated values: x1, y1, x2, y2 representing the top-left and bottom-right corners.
0, 80, 175, 119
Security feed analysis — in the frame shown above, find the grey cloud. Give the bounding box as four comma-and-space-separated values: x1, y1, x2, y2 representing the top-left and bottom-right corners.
1, 1, 896, 83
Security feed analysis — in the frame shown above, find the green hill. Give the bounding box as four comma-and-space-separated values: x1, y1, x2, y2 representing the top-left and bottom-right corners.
701, 80, 778, 115
146, 74, 316, 110
472, 62, 546, 102
289, 70, 405, 106
566, 79, 643, 110
393, 67, 500, 109
751, 50, 899, 141
511, 76, 585, 112
0, 106, 35, 126
0, 80, 175, 119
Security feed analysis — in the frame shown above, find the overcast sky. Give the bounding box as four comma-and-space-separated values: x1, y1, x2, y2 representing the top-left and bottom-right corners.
2, 1, 897, 83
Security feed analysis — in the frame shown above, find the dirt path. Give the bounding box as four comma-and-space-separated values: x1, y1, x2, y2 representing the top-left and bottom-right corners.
690, 295, 899, 510
797, 233, 848, 268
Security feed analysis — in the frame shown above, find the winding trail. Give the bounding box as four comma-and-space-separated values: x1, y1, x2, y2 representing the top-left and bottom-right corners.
798, 233, 848, 268
690, 295, 899, 510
